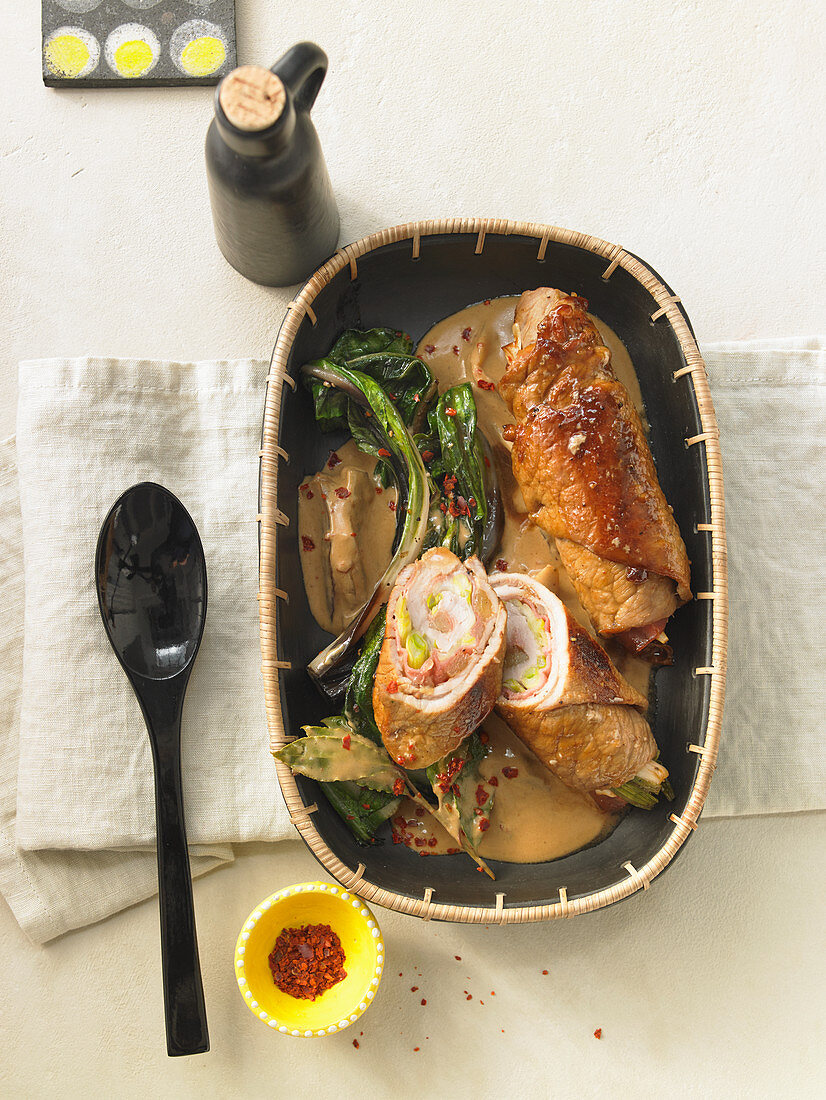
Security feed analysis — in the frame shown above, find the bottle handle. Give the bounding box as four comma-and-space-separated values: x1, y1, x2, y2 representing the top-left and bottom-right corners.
271, 41, 329, 113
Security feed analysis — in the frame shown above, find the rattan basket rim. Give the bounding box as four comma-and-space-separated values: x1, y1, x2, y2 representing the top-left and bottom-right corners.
259, 217, 728, 924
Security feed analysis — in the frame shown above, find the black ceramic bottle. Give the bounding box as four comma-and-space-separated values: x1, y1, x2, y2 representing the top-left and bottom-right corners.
205, 42, 340, 286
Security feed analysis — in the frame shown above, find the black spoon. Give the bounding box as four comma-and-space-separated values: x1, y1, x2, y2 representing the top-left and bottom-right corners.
95, 482, 209, 1057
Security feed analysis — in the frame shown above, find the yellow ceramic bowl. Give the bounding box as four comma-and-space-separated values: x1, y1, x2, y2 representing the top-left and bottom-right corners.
234, 880, 384, 1036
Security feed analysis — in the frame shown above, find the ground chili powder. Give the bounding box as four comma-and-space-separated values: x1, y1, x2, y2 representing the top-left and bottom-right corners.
268, 923, 347, 1000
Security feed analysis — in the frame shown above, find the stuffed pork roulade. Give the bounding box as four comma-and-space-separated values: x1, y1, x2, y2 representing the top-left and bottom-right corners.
373, 547, 506, 769
500, 288, 691, 661
490, 571, 668, 802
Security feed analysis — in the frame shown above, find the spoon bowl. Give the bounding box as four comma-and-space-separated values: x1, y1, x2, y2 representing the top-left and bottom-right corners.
96, 482, 210, 1056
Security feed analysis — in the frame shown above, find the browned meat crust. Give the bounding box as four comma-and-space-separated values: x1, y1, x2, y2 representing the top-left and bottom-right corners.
492, 571, 655, 792
498, 701, 656, 793
500, 289, 691, 641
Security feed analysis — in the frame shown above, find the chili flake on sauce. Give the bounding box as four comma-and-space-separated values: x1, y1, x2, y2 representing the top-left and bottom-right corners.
268, 923, 347, 1000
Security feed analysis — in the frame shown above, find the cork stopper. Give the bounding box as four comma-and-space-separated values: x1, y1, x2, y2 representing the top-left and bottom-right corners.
219, 65, 286, 132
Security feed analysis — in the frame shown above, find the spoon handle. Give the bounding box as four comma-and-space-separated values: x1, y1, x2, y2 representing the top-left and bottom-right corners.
141, 684, 210, 1056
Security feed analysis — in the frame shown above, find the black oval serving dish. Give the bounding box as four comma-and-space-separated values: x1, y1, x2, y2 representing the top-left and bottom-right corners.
261, 221, 725, 921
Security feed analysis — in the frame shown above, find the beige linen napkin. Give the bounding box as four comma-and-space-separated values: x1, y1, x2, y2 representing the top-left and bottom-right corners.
699, 337, 826, 817
1, 358, 291, 943
0, 342, 823, 944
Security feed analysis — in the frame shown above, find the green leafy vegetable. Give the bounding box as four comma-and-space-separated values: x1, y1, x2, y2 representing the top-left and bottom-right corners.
320, 781, 401, 847
344, 606, 386, 744
417, 383, 501, 562
330, 328, 413, 363
426, 731, 494, 852
275, 728, 405, 793
302, 361, 430, 697
612, 757, 673, 809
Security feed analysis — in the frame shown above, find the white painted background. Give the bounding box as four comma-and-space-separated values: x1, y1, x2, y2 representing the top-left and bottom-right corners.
2, 1, 824, 1096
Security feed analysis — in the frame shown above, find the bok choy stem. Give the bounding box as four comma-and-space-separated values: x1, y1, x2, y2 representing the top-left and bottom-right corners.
302, 362, 430, 697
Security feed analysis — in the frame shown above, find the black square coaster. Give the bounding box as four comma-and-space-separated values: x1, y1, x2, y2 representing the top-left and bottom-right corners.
42, 1, 237, 87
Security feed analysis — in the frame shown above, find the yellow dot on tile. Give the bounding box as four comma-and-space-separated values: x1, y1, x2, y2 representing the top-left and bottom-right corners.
114, 39, 154, 77
180, 36, 226, 77
45, 34, 91, 78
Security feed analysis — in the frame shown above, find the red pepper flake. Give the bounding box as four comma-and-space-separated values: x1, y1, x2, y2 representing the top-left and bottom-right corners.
439, 502, 447, 513
268, 923, 347, 1000
478, 817, 490, 832
327, 451, 341, 469
448, 501, 463, 518
445, 406, 457, 417
502, 766, 519, 779
413, 1047, 420, 1052
461, 327, 472, 341
484, 299, 491, 305
455, 955, 462, 961
353, 1039, 360, 1049
342, 734, 351, 750
476, 379, 495, 391
421, 450, 434, 462
389, 500, 396, 512
301, 535, 315, 552
468, 497, 477, 508
594, 1028, 602, 1040
387, 680, 399, 693
375, 486, 383, 494
488, 775, 499, 787
335, 486, 351, 499
475, 784, 488, 807
444, 474, 457, 492
421, 998, 427, 1006
466, 993, 472, 1000
452, 345, 459, 356
428, 837, 438, 847
392, 777, 404, 797
491, 991, 496, 996
377, 448, 391, 458
424, 344, 435, 354
495, 558, 508, 571
542, 969, 549, 975
411, 986, 418, 992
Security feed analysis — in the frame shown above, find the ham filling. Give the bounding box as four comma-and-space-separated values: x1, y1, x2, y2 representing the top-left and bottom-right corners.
396, 566, 486, 687
501, 597, 553, 700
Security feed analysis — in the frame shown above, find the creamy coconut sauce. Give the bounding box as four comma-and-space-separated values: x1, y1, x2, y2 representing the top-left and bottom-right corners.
299, 295, 652, 864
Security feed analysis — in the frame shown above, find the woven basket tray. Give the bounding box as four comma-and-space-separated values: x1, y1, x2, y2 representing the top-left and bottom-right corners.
259, 218, 727, 924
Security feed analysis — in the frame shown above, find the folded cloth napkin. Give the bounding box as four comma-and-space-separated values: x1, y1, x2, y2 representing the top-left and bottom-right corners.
699, 338, 826, 817
0, 358, 292, 943
0, 341, 823, 944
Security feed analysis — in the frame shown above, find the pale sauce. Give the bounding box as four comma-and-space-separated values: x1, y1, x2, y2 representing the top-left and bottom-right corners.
390, 715, 619, 864
298, 440, 398, 636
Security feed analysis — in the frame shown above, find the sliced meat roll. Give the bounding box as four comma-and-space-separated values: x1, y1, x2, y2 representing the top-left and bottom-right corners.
500, 289, 691, 657
490, 571, 658, 794
373, 547, 506, 769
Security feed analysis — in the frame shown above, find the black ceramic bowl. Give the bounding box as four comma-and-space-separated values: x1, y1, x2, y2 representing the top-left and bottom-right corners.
261, 220, 725, 922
